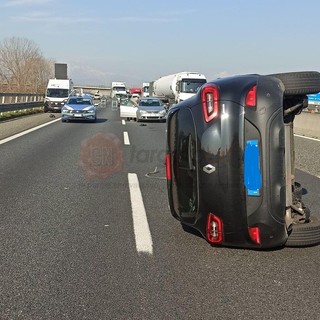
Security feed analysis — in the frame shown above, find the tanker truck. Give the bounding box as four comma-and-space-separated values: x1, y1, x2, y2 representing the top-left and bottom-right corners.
152, 72, 207, 105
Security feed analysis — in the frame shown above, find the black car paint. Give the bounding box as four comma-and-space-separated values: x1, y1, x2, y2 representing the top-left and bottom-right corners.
166, 74, 289, 248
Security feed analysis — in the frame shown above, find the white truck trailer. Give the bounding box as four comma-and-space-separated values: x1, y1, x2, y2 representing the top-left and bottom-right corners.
153, 72, 207, 105
44, 78, 74, 112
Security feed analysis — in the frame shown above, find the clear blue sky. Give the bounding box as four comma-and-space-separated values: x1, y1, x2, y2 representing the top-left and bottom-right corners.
1, 0, 319, 87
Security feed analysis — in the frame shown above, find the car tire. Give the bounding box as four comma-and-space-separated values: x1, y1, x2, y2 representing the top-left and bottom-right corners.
269, 71, 320, 96
285, 216, 320, 247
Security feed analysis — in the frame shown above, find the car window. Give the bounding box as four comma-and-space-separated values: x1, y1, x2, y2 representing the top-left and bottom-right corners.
126, 100, 136, 106
68, 98, 92, 105
139, 99, 161, 107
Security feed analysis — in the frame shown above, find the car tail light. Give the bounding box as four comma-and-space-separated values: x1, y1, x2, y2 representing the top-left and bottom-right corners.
206, 213, 223, 244
245, 85, 257, 107
248, 226, 261, 245
201, 85, 219, 122
165, 153, 171, 180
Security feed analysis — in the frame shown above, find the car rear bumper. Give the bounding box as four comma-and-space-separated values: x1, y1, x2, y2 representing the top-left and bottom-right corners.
138, 115, 166, 121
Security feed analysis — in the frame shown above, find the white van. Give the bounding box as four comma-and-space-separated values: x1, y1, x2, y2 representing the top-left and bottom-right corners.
44, 78, 74, 112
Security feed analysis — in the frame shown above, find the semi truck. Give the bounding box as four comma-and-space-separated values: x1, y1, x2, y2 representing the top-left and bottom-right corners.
44, 78, 74, 112
142, 82, 150, 97
110, 82, 127, 99
152, 72, 207, 105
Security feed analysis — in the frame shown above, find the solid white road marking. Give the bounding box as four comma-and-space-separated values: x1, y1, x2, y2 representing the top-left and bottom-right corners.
0, 118, 61, 145
123, 131, 130, 145
128, 173, 153, 254
122, 120, 126, 125
294, 134, 320, 142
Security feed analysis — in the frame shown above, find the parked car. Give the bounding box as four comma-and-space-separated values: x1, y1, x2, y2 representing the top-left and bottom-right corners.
61, 95, 97, 122
136, 97, 167, 122
119, 98, 137, 121
165, 71, 320, 249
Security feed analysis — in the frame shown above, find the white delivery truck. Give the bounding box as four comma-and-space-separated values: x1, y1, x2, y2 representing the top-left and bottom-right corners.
44, 78, 74, 112
153, 72, 207, 105
142, 82, 150, 97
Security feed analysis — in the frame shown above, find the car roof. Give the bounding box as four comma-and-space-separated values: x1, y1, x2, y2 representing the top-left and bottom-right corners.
67, 95, 93, 104
68, 94, 92, 99
140, 97, 160, 101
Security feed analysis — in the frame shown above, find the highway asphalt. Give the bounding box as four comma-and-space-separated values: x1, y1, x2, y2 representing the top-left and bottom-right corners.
0, 103, 319, 319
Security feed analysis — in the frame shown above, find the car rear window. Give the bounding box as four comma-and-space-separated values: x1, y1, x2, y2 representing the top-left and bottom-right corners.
139, 99, 161, 106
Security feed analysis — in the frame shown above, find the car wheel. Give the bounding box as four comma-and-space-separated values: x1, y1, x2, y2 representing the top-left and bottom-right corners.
269, 71, 320, 96
285, 216, 320, 247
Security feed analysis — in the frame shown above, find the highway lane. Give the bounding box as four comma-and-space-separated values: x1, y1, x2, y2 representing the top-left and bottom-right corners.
0, 104, 320, 319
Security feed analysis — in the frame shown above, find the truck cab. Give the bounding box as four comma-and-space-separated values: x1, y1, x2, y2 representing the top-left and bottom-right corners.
111, 82, 127, 99
175, 73, 207, 103
142, 82, 150, 97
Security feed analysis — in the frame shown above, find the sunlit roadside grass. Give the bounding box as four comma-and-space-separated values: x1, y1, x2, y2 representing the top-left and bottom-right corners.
0, 107, 44, 121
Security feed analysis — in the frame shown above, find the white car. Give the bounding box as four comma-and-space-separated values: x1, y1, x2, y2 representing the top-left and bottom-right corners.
120, 99, 138, 120
136, 97, 167, 122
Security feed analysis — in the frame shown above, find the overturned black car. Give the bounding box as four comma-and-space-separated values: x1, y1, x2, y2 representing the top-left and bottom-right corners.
165, 71, 320, 249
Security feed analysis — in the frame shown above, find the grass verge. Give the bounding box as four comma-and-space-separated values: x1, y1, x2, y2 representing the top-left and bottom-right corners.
0, 108, 44, 121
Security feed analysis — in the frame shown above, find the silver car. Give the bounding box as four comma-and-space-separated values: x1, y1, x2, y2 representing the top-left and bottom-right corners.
136, 97, 167, 122
61, 95, 97, 122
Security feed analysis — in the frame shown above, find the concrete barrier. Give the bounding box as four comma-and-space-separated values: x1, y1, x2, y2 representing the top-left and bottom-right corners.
294, 112, 320, 139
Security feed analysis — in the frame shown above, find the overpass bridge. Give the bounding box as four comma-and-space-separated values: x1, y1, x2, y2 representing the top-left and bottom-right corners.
73, 85, 111, 97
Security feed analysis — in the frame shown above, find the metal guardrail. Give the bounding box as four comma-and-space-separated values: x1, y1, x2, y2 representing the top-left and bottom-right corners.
305, 103, 320, 113
0, 93, 44, 113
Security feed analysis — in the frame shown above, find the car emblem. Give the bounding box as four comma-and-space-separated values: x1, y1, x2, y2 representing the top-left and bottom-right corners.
203, 164, 216, 174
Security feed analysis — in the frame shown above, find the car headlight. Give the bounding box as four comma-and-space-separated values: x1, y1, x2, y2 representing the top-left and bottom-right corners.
83, 107, 95, 112
140, 110, 147, 114
159, 110, 166, 115
62, 105, 73, 111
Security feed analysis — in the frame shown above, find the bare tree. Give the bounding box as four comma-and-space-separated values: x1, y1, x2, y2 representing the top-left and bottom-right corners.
0, 37, 54, 93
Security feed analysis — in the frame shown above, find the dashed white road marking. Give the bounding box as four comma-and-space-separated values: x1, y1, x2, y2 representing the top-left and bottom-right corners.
123, 131, 130, 145
128, 173, 153, 255
122, 119, 126, 125
0, 118, 61, 145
